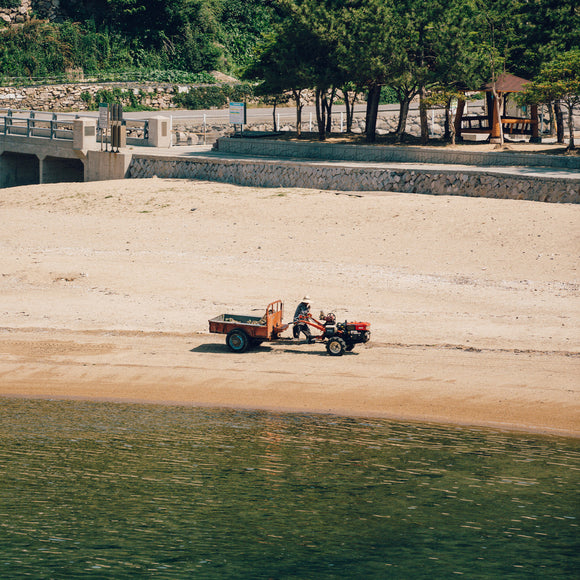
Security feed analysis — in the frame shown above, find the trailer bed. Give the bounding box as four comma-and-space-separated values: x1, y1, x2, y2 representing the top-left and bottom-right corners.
209, 300, 288, 351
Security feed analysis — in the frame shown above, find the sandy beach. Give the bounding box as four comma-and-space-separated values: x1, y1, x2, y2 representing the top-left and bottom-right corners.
0, 178, 578, 436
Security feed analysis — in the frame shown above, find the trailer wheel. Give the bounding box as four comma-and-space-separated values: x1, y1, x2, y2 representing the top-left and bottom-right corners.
326, 337, 346, 356
226, 329, 250, 353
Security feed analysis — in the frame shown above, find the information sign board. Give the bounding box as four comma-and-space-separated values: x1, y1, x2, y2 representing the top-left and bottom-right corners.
98, 104, 109, 130
229, 102, 246, 125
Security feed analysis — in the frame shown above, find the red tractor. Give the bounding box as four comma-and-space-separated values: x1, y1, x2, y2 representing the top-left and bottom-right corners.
293, 311, 371, 356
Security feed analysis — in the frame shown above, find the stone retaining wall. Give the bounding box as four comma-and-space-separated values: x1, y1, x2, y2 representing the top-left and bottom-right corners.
216, 137, 580, 170
0, 82, 182, 111
0, 0, 59, 24
127, 154, 579, 204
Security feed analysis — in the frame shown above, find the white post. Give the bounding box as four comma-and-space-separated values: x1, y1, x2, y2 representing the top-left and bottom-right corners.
341, 112, 344, 133
309, 112, 312, 132
277, 113, 280, 131
203, 114, 206, 145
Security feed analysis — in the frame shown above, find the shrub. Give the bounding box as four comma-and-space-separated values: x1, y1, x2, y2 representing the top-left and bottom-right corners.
380, 86, 398, 105
173, 83, 254, 110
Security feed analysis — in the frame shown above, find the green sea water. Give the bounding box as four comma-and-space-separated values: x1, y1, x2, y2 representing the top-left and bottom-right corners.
0, 398, 578, 579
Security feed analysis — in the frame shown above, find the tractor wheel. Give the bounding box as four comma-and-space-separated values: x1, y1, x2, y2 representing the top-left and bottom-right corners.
226, 329, 250, 353
326, 337, 346, 356
362, 331, 371, 343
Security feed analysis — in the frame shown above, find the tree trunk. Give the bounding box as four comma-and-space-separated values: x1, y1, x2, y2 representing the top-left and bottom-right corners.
365, 85, 381, 143
342, 89, 357, 133
555, 102, 564, 144
419, 86, 429, 145
292, 90, 303, 136
315, 88, 326, 141
443, 99, 451, 141
344, 92, 352, 133
445, 98, 457, 146
395, 98, 410, 142
548, 102, 556, 137
453, 98, 465, 143
490, 87, 504, 145
567, 104, 575, 150
323, 88, 336, 134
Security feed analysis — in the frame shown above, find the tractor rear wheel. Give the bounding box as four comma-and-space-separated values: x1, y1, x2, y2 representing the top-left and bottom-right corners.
226, 329, 250, 353
326, 336, 346, 356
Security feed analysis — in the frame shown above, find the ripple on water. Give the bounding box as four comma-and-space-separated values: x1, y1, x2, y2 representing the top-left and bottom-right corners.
0, 398, 578, 579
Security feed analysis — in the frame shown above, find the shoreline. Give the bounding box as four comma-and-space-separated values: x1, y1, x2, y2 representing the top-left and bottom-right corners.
1, 179, 578, 439
2, 394, 577, 439
1, 327, 578, 439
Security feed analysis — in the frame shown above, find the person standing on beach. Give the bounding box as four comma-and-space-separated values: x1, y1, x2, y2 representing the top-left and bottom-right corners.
293, 296, 314, 343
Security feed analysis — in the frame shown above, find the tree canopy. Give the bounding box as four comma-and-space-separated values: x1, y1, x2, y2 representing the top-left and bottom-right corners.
1, 0, 578, 142
520, 50, 580, 149
244, 0, 579, 141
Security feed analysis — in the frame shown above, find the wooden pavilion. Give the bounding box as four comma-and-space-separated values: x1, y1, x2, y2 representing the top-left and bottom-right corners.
454, 73, 540, 143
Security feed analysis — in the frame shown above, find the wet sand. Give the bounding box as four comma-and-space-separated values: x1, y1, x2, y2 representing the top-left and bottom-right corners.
1, 178, 578, 436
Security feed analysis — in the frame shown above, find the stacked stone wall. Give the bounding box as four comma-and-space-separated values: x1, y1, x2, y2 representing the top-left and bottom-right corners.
0, 0, 60, 24
0, 82, 181, 111
127, 155, 579, 204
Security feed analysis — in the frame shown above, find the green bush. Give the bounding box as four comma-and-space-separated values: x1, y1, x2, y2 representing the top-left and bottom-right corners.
79, 88, 156, 112
380, 86, 399, 105
173, 83, 253, 110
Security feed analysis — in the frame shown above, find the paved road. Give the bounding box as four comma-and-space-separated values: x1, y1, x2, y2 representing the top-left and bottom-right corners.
1, 103, 405, 122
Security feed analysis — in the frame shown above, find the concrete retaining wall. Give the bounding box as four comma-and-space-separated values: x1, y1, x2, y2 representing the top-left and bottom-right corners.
127, 154, 579, 204
216, 137, 580, 170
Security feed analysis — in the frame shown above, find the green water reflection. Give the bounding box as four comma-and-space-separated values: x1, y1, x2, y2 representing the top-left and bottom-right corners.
0, 398, 578, 579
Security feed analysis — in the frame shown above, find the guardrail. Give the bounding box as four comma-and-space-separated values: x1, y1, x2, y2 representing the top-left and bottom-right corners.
167, 110, 372, 146
0, 110, 74, 140
0, 109, 150, 145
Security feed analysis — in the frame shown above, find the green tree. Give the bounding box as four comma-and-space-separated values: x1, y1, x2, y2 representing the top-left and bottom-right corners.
509, 0, 580, 79
333, 0, 397, 142
243, 25, 313, 136
520, 50, 580, 150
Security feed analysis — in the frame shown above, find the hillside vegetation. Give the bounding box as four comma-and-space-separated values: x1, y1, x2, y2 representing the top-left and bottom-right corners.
0, 0, 274, 82
1, 0, 578, 146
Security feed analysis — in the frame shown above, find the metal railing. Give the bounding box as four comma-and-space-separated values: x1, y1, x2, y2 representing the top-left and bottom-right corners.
166, 109, 412, 146
0, 110, 74, 140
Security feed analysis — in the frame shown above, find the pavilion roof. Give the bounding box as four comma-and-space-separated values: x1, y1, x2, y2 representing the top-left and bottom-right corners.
482, 73, 530, 93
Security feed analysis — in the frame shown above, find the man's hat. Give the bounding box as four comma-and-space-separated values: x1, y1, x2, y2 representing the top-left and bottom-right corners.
302, 296, 311, 304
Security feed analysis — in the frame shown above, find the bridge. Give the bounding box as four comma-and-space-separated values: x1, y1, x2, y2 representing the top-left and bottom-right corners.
1, 108, 578, 203
0, 110, 170, 188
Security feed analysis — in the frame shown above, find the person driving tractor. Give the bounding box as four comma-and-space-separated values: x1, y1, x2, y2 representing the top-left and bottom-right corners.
293, 296, 314, 343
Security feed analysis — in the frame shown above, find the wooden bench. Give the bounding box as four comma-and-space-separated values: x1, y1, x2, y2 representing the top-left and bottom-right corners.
461, 116, 537, 136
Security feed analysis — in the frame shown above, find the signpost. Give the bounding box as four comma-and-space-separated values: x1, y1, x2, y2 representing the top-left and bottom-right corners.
98, 103, 108, 150
229, 102, 246, 136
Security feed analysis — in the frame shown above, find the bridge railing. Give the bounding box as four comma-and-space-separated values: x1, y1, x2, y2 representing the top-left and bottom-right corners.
1, 110, 74, 140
